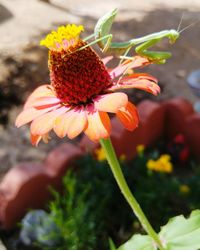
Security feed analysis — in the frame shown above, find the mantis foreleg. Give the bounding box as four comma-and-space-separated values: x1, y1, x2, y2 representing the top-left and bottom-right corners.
135, 38, 172, 64
78, 34, 113, 53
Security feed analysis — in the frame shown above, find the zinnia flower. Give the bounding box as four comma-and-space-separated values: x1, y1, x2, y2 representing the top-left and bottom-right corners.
15, 24, 160, 145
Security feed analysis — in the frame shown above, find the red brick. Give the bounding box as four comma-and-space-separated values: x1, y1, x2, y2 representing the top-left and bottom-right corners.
137, 100, 165, 145
111, 120, 144, 160
163, 98, 194, 139
79, 136, 97, 152
185, 113, 200, 160
0, 163, 52, 229
112, 101, 165, 159
45, 143, 83, 177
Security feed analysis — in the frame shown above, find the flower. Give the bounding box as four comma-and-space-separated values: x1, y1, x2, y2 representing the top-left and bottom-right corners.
179, 184, 190, 194
15, 24, 160, 145
119, 154, 126, 162
146, 154, 173, 173
95, 147, 106, 162
136, 144, 145, 156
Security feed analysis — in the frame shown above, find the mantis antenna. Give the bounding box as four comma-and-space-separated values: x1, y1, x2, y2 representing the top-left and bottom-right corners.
177, 12, 185, 33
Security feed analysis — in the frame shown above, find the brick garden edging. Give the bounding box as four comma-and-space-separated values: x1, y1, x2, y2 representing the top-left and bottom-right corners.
0, 98, 199, 229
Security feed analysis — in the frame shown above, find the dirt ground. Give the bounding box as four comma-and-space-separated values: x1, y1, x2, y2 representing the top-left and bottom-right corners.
0, 0, 200, 178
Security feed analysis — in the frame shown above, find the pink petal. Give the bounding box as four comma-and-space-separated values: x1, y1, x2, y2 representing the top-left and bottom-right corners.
30, 106, 68, 135
117, 102, 139, 131
109, 56, 150, 79
109, 63, 130, 79
15, 105, 60, 127
24, 85, 55, 109
102, 56, 113, 65
126, 56, 150, 68
120, 73, 158, 83
25, 96, 61, 109
54, 108, 87, 139
94, 92, 128, 113
84, 107, 111, 142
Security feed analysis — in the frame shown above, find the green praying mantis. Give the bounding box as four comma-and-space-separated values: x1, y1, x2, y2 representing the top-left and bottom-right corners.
79, 9, 195, 64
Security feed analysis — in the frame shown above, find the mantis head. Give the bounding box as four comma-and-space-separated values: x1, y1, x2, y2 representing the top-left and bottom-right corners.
169, 29, 180, 44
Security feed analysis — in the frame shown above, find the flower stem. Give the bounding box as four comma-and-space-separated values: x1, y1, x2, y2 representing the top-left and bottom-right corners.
100, 138, 164, 250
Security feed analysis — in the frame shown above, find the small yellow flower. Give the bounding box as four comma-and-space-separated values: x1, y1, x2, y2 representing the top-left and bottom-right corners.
146, 154, 173, 173
95, 147, 106, 162
179, 185, 190, 194
119, 154, 126, 162
136, 144, 145, 156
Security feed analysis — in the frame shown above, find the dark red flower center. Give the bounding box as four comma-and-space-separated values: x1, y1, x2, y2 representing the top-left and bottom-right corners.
48, 40, 112, 105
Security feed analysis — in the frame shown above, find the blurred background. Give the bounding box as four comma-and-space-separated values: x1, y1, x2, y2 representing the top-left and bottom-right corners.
0, 0, 200, 183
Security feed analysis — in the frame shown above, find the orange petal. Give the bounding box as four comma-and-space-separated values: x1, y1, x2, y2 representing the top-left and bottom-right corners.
67, 110, 87, 139
94, 93, 128, 113
30, 107, 67, 135
116, 102, 139, 131
30, 133, 50, 146
31, 134, 42, 146
54, 108, 87, 139
24, 85, 55, 109
84, 108, 111, 142
15, 105, 59, 127
54, 111, 74, 138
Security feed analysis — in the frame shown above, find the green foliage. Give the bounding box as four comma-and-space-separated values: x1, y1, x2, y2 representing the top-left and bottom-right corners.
159, 210, 200, 250
118, 210, 200, 250
118, 234, 154, 250
46, 171, 98, 250
21, 141, 200, 250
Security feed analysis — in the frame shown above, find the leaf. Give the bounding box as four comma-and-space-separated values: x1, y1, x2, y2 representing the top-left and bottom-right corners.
94, 8, 117, 49
109, 238, 117, 250
159, 210, 200, 250
118, 234, 155, 250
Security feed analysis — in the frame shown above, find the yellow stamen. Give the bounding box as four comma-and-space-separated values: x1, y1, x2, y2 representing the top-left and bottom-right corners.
40, 24, 84, 49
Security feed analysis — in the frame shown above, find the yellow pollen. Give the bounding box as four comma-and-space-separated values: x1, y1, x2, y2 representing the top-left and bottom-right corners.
40, 24, 84, 50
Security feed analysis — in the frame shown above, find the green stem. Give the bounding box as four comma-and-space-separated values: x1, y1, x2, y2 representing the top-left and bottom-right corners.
100, 138, 164, 250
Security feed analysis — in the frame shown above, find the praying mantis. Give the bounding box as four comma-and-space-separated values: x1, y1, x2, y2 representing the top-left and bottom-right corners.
80, 9, 191, 64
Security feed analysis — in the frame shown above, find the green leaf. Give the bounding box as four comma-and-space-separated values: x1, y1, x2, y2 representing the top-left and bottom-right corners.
109, 238, 117, 250
118, 234, 155, 250
159, 210, 200, 250
94, 8, 117, 48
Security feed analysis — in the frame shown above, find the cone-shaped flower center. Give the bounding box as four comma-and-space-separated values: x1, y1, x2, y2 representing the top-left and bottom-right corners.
41, 24, 112, 105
